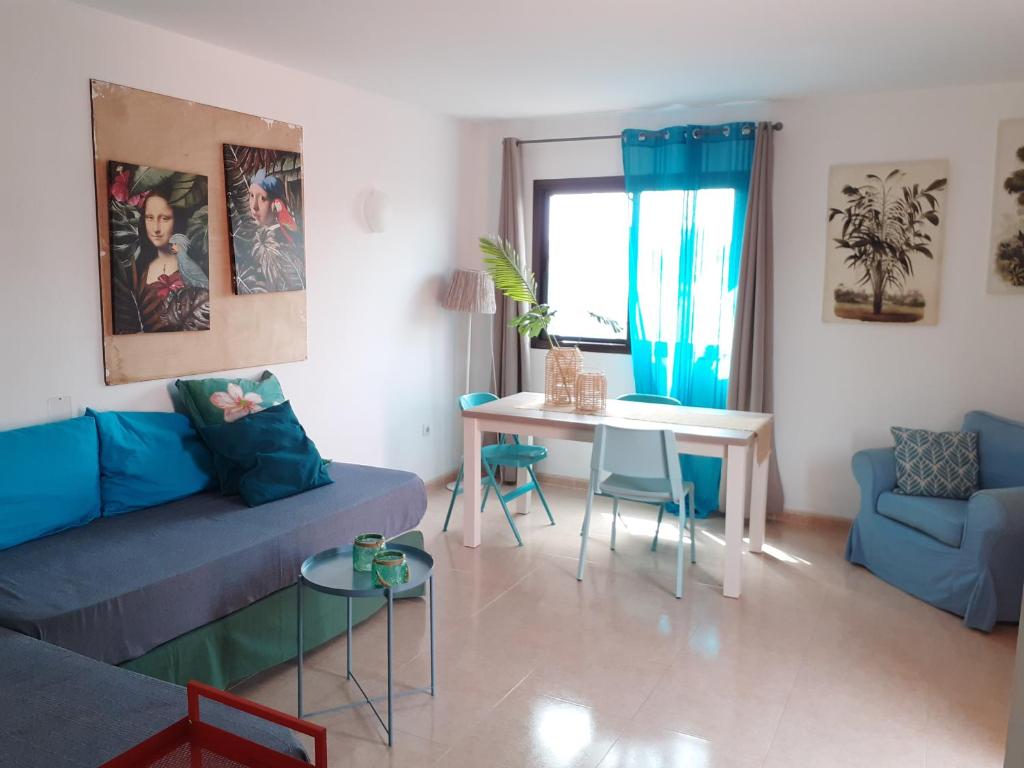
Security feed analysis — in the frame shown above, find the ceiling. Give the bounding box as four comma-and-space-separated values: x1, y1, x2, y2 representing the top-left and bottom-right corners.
74, 0, 1024, 119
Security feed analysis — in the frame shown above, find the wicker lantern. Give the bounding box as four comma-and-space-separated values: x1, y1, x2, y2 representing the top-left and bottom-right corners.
574, 371, 608, 413
544, 347, 583, 406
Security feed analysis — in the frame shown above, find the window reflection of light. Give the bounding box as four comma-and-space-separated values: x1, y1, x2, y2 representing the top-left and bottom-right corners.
535, 700, 594, 764
600, 511, 691, 541
699, 529, 812, 565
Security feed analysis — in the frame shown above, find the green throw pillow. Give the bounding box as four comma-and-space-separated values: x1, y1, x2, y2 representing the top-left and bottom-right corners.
175, 371, 286, 427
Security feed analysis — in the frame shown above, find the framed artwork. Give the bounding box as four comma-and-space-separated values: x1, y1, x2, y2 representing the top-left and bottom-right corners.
108, 162, 210, 334
823, 160, 948, 325
988, 118, 1024, 293
223, 144, 305, 294
91, 80, 307, 385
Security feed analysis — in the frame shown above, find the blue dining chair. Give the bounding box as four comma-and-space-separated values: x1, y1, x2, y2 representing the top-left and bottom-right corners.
578, 424, 694, 598
443, 392, 555, 546
617, 393, 683, 406
578, 393, 695, 554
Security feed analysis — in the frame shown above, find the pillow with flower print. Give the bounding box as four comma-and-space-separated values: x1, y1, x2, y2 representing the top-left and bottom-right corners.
175, 371, 286, 427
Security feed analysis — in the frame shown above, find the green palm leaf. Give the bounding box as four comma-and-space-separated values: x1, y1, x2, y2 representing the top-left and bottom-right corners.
479, 236, 538, 305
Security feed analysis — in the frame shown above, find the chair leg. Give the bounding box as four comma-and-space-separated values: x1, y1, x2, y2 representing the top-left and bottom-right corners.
676, 495, 685, 599
484, 462, 523, 546
688, 492, 696, 564
652, 504, 665, 552
610, 498, 619, 551
527, 466, 555, 526
577, 479, 597, 581
443, 463, 464, 532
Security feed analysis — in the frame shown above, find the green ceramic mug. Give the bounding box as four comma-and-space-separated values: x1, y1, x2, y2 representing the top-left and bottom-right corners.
353, 533, 386, 572
372, 550, 410, 588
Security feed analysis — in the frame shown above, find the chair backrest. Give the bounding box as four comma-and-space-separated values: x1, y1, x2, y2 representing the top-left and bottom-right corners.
963, 410, 1024, 489
591, 424, 683, 490
459, 392, 498, 411
617, 393, 682, 406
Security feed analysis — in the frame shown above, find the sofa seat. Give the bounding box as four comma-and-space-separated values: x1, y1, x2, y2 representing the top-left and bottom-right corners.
0, 627, 305, 767
876, 491, 967, 547
0, 462, 426, 664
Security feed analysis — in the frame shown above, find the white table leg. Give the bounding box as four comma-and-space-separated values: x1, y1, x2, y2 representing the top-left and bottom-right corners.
724, 444, 750, 598
748, 444, 769, 554
463, 417, 482, 547
515, 435, 534, 516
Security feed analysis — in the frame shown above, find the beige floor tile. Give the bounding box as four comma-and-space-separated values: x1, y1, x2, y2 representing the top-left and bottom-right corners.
230, 483, 1015, 768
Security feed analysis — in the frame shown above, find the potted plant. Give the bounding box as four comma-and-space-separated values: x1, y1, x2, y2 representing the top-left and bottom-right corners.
480, 236, 618, 408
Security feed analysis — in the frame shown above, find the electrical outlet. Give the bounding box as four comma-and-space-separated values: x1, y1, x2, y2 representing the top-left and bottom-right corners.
421, 424, 431, 437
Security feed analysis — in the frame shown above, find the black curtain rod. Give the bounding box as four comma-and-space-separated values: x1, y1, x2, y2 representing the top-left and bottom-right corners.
517, 121, 783, 146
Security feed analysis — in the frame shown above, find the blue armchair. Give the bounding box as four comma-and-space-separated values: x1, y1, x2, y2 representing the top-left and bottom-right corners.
846, 411, 1024, 631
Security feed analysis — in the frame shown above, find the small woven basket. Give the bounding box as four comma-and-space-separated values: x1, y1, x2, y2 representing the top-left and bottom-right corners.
544, 347, 583, 406
574, 371, 607, 413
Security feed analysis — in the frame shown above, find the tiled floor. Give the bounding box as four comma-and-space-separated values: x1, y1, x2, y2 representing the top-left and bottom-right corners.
234, 484, 1017, 767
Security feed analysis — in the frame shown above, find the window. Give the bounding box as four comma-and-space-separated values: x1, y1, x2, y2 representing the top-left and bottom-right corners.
532, 177, 631, 353
532, 177, 738, 364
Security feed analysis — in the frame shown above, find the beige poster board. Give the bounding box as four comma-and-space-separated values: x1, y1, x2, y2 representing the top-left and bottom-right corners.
91, 80, 307, 385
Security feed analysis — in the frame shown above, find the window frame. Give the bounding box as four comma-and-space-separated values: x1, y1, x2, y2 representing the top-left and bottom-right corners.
531, 176, 631, 355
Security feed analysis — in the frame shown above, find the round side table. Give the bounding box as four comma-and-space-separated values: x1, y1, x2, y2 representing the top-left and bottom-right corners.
296, 542, 435, 746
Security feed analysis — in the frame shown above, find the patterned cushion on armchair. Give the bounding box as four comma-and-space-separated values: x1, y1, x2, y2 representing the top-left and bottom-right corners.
891, 426, 979, 500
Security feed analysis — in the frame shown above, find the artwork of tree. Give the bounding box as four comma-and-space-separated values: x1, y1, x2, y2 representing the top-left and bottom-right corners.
994, 145, 1024, 288
824, 162, 948, 325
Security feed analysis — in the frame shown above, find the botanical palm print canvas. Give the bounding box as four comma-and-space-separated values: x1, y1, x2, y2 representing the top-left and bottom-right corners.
107, 162, 210, 334
223, 144, 305, 294
823, 160, 948, 325
988, 119, 1024, 293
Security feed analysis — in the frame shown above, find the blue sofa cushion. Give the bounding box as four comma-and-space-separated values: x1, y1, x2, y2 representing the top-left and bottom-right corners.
876, 491, 967, 547
0, 416, 100, 550
962, 411, 1024, 489
87, 409, 216, 517
197, 401, 332, 506
891, 426, 978, 499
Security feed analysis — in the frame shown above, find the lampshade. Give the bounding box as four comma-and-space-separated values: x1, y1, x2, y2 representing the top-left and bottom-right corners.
442, 268, 496, 314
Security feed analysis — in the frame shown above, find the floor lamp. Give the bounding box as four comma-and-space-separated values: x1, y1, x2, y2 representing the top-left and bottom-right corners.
443, 269, 496, 492
442, 268, 496, 395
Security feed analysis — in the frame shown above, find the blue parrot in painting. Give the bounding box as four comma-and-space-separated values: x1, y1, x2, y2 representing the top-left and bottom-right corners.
169, 234, 209, 288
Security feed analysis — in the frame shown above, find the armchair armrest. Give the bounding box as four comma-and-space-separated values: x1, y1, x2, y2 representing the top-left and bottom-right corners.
963, 486, 1024, 555
852, 447, 897, 516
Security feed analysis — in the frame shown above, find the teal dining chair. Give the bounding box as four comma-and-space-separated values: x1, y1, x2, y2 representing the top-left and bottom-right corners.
443, 392, 555, 546
617, 393, 683, 406
578, 424, 694, 598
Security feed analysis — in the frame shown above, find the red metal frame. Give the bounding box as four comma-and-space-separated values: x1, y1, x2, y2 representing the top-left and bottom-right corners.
100, 681, 327, 768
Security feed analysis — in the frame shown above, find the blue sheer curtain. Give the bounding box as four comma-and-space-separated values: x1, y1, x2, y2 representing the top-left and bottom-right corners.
622, 123, 755, 516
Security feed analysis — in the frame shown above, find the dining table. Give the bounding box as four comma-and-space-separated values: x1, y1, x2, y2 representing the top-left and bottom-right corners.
460, 391, 774, 598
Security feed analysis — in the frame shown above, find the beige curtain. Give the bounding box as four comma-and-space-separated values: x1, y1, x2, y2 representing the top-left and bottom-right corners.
493, 137, 531, 397
493, 138, 531, 482
728, 123, 784, 516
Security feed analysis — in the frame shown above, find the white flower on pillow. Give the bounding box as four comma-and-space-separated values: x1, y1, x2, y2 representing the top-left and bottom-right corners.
210, 384, 264, 423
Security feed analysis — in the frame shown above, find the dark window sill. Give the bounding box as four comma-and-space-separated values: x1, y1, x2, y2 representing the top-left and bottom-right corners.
530, 337, 631, 355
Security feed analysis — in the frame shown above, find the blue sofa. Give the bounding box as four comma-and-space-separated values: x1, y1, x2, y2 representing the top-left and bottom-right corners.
846, 411, 1024, 631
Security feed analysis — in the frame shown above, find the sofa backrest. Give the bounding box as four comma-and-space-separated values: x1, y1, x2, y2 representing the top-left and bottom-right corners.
963, 411, 1024, 489
0, 415, 101, 550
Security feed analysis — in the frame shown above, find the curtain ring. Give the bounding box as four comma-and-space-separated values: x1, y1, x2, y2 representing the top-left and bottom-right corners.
741, 125, 752, 135
722, 126, 730, 137
692, 128, 703, 139
638, 134, 646, 142
663, 131, 670, 139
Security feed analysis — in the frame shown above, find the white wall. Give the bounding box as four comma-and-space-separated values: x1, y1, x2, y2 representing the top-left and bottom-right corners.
0, 0, 463, 482
458, 82, 1024, 517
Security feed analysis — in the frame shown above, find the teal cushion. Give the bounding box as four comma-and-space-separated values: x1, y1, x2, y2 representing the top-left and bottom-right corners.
891, 426, 979, 499
876, 491, 967, 547
87, 409, 216, 516
962, 411, 1024, 489
197, 401, 332, 507
174, 371, 286, 427
0, 415, 100, 550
